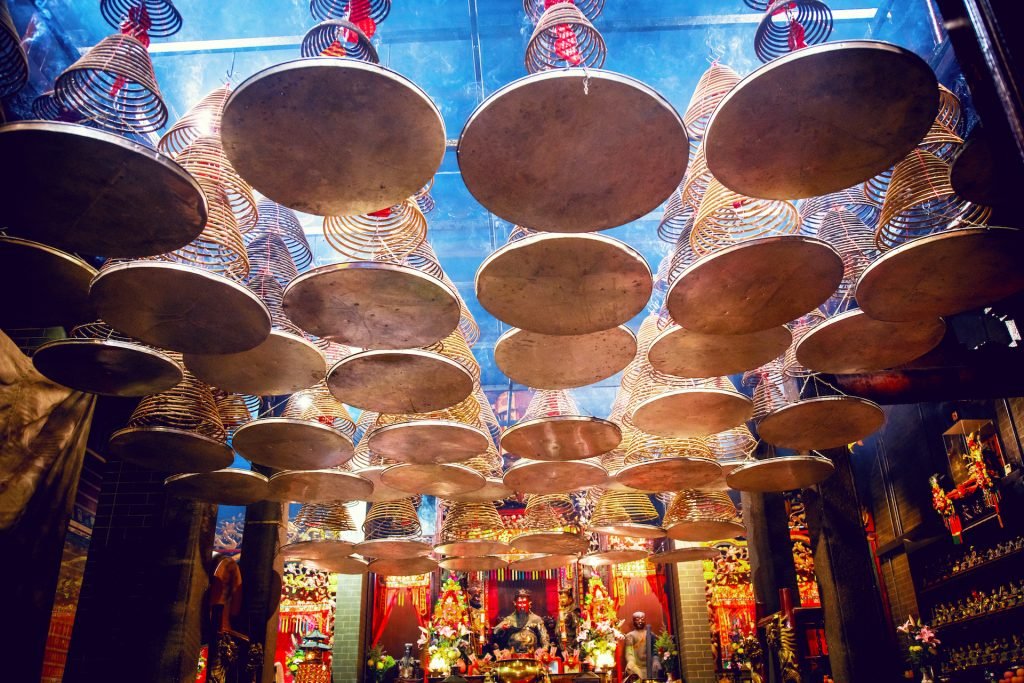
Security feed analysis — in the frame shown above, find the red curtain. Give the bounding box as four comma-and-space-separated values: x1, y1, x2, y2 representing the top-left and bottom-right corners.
647, 571, 672, 632
372, 590, 398, 646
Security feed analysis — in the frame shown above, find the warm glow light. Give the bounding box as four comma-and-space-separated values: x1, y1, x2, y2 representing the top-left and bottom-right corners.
594, 650, 615, 671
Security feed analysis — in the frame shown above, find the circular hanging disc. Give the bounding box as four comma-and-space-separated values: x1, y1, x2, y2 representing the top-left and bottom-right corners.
667, 519, 745, 543
380, 463, 485, 497
306, 555, 369, 574
502, 459, 608, 494
856, 227, 1024, 322
613, 457, 723, 492
164, 469, 269, 506
445, 478, 514, 503
435, 539, 511, 557
500, 416, 621, 461
589, 522, 666, 539
368, 556, 439, 576
758, 396, 884, 450
283, 262, 460, 350
222, 58, 444, 216
494, 325, 637, 389
367, 420, 491, 464
0, 236, 96, 329
648, 325, 792, 379
439, 556, 508, 572
232, 418, 354, 471
351, 466, 413, 502
458, 69, 689, 232
327, 349, 474, 414
795, 309, 946, 374
509, 554, 577, 573
475, 233, 652, 335
33, 338, 183, 397
184, 330, 326, 396
354, 538, 432, 560
631, 388, 753, 438
511, 531, 589, 555
109, 427, 233, 473
666, 236, 844, 335
649, 547, 721, 564
281, 539, 355, 561
266, 469, 373, 503
580, 549, 648, 566
726, 455, 836, 492
91, 262, 272, 355
0, 122, 207, 257
704, 40, 938, 200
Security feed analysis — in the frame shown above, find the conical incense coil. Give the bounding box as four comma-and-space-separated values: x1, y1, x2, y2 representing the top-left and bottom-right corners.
246, 234, 299, 288
522, 493, 578, 531
619, 314, 661, 395
657, 186, 692, 244
754, 0, 833, 64
323, 199, 427, 262
374, 391, 483, 430
322, 341, 355, 364
55, 33, 168, 135
523, 389, 581, 419
295, 501, 357, 535
798, 187, 878, 237
0, 1, 27, 98
362, 499, 422, 539
439, 501, 505, 543
154, 184, 249, 282
70, 319, 134, 343
689, 178, 801, 258
31, 90, 86, 122
251, 199, 313, 273
282, 383, 357, 438
875, 149, 991, 251
126, 366, 226, 441
413, 179, 436, 215
627, 365, 739, 414
174, 135, 258, 233
664, 490, 742, 527
679, 143, 713, 223
682, 62, 741, 141
402, 242, 480, 346
474, 385, 502, 446
709, 425, 757, 463
301, 19, 379, 63
310, 0, 391, 32
525, 2, 606, 74
524, 0, 604, 23
599, 447, 627, 475
346, 413, 399, 471
158, 85, 232, 157
214, 390, 253, 437
749, 363, 787, 420
590, 490, 658, 528
464, 444, 504, 478
423, 329, 481, 382
623, 429, 713, 466
666, 225, 697, 286
101, 0, 182, 37
815, 208, 876, 301
781, 310, 826, 378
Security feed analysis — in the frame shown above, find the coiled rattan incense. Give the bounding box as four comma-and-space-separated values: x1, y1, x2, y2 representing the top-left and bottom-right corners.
590, 490, 659, 529
683, 62, 741, 141
798, 187, 879, 237
282, 383, 357, 438
126, 366, 226, 441
0, 1, 27, 97
100, 0, 182, 37
525, 389, 581, 419
781, 310, 826, 378
55, 33, 168, 135
214, 391, 253, 437
295, 501, 357, 535
301, 19, 379, 62
423, 329, 481, 382
251, 199, 314, 273
310, 0, 391, 26
174, 135, 258, 233
362, 499, 422, 539
155, 184, 249, 282
875, 149, 992, 251
158, 85, 232, 157
439, 501, 505, 542
402, 242, 480, 346
663, 490, 743, 537
524, 0, 604, 22
323, 199, 427, 262
815, 208, 877, 301
753, 0, 833, 64
688, 178, 801, 258
346, 412, 399, 471
623, 428, 714, 466
246, 234, 299, 288
525, 3, 606, 74
31, 90, 85, 122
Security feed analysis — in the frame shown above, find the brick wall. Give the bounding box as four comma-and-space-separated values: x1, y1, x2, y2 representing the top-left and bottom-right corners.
333, 573, 366, 683
880, 552, 918, 628
675, 556, 716, 683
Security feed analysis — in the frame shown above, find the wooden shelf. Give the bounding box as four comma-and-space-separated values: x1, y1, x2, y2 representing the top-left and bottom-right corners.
921, 547, 1024, 595
934, 601, 1024, 633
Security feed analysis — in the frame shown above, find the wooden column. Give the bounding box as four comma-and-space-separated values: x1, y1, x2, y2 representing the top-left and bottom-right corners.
741, 490, 799, 617
239, 494, 285, 683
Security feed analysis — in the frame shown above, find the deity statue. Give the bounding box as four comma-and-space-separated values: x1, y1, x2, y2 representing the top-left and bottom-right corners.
623, 612, 661, 682
555, 585, 580, 656
398, 642, 419, 680
467, 583, 489, 655
493, 589, 550, 654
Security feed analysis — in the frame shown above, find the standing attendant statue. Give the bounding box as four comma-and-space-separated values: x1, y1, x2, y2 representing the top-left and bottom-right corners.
623, 611, 661, 681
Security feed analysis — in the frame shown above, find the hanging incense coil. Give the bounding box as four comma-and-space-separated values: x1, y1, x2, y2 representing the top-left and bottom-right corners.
623, 430, 714, 467
369, 392, 490, 465
753, 0, 833, 64
310, 0, 391, 26
475, 385, 503, 446
283, 502, 357, 562
657, 187, 692, 244
402, 242, 480, 346
158, 85, 232, 157
251, 199, 314, 273
874, 149, 991, 251
413, 178, 436, 215
813, 208, 878, 301
688, 178, 801, 258
323, 199, 427, 262
614, 425, 721, 492
54, 33, 168, 134
678, 144, 714, 227
511, 493, 587, 554
0, 0, 27, 97
781, 310, 826, 378
246, 234, 299, 287
355, 499, 433, 559
682, 62, 741, 142
525, 3, 606, 74
423, 328, 481, 382
302, 19, 379, 63
174, 135, 258, 233
628, 367, 752, 438
153, 184, 250, 282
749, 362, 787, 420
588, 490, 663, 538
100, 0, 182, 37
664, 490, 744, 541
124, 366, 225, 439
31, 90, 86, 122
502, 389, 621, 462
214, 391, 253, 437
798, 186, 879, 237
524, 0, 604, 22
282, 383, 357, 438
295, 501, 357, 534
435, 501, 508, 555
709, 425, 758, 474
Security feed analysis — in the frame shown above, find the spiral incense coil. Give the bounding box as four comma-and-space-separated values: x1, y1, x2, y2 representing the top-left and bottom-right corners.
323, 199, 427, 262
709, 425, 757, 463
423, 329, 481, 382
679, 143, 713, 220
175, 135, 258, 233
525, 3, 606, 74
439, 501, 505, 542
31, 91, 86, 122
753, 0, 833, 64
375, 391, 483, 430
599, 448, 627, 476
798, 186, 878, 237
157, 184, 250, 282
663, 490, 743, 534
875, 149, 992, 251
623, 429, 713, 466
749, 364, 787, 420
295, 501, 357, 534
282, 383, 357, 438
683, 62, 741, 141
69, 319, 132, 343
214, 391, 253, 437
690, 178, 801, 258
251, 199, 313, 273
523, 389, 580, 419
54, 33, 168, 135
301, 19, 379, 63
524, 0, 604, 22
100, 0, 182, 37
322, 341, 355, 365
126, 367, 226, 441
246, 234, 299, 287
657, 187, 692, 244
413, 178, 436, 215
781, 310, 826, 378
590, 490, 659, 529
815, 208, 877, 301
523, 493, 578, 529
474, 385, 502, 446
619, 314, 661, 395
362, 499, 422, 539
158, 85, 232, 157
310, 0, 391, 26
401, 242, 480, 346
0, 0, 26, 97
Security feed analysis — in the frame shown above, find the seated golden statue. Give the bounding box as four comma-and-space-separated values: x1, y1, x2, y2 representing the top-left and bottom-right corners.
493, 589, 550, 654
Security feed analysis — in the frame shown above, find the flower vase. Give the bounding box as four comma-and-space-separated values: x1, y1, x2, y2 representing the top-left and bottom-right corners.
920, 666, 935, 683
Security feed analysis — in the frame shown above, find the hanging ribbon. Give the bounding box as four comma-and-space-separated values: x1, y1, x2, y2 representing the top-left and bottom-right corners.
769, 2, 807, 52
111, 3, 151, 98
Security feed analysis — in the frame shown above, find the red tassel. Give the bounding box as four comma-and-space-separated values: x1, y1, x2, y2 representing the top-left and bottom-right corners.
787, 19, 808, 51
554, 24, 582, 65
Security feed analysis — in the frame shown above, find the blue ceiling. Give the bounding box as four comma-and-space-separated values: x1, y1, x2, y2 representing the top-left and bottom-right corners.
8, 0, 954, 425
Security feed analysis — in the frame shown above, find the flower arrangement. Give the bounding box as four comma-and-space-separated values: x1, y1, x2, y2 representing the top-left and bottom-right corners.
576, 614, 624, 671
897, 616, 941, 673
654, 630, 680, 680
366, 644, 396, 683
285, 641, 306, 677
418, 578, 472, 676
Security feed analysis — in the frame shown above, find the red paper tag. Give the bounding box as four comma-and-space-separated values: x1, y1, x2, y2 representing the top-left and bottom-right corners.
554, 24, 582, 65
